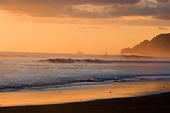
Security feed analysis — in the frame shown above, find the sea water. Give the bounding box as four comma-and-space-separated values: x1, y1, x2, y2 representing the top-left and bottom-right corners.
0, 52, 170, 92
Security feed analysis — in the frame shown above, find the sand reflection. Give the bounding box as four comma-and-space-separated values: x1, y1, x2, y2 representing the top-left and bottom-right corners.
0, 81, 170, 107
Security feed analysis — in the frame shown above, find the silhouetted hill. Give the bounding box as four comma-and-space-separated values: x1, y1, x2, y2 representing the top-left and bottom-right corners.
121, 33, 170, 56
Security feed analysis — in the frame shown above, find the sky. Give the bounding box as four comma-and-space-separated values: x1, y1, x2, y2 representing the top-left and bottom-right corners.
0, 0, 170, 55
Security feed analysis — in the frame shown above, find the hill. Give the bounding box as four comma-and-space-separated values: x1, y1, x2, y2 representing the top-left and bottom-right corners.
120, 33, 170, 56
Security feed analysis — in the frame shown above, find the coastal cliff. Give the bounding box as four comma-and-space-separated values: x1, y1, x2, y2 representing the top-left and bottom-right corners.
121, 33, 170, 56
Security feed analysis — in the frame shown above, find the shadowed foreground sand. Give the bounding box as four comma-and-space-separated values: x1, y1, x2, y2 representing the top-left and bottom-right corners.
0, 92, 170, 113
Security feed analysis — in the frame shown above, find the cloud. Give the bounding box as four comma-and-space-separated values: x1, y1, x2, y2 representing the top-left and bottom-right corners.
158, 26, 169, 30
108, 4, 158, 17
0, 0, 170, 21
157, 0, 169, 3
106, 2, 170, 20
0, 0, 140, 5
0, 0, 140, 18
150, 3, 170, 20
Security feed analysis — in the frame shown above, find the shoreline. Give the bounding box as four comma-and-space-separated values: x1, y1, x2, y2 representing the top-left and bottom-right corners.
0, 92, 170, 113
0, 81, 170, 107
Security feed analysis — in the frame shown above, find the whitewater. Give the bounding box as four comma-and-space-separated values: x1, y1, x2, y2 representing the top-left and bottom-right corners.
0, 52, 170, 92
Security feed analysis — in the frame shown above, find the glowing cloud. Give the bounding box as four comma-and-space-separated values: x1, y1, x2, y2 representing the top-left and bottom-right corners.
0, 0, 169, 20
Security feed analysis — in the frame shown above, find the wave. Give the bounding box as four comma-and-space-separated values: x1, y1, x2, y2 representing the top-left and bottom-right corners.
1, 74, 170, 92
0, 74, 137, 91
0, 79, 101, 92
40, 58, 170, 64
0, 77, 132, 92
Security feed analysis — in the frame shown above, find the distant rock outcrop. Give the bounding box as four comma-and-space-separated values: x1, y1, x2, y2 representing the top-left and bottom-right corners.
121, 33, 170, 56
77, 51, 84, 54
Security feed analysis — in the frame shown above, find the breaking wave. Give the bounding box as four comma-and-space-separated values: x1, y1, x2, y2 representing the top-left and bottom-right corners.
1, 74, 170, 92
41, 58, 170, 64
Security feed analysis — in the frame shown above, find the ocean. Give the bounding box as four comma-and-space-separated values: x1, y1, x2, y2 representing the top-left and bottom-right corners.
0, 52, 170, 92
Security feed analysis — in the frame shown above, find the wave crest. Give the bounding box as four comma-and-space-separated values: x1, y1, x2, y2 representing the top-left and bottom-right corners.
40, 58, 170, 64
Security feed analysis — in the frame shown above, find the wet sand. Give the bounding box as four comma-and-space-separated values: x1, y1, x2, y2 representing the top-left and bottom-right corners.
0, 92, 170, 113
0, 81, 170, 113
0, 81, 170, 107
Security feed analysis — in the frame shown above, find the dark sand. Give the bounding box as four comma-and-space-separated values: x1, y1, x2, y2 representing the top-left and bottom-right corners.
0, 92, 170, 113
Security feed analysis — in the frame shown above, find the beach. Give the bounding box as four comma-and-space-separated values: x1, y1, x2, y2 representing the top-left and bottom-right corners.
0, 92, 170, 113
0, 81, 170, 113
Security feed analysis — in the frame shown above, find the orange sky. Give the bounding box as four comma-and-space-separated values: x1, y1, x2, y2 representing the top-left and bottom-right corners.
0, 0, 170, 55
